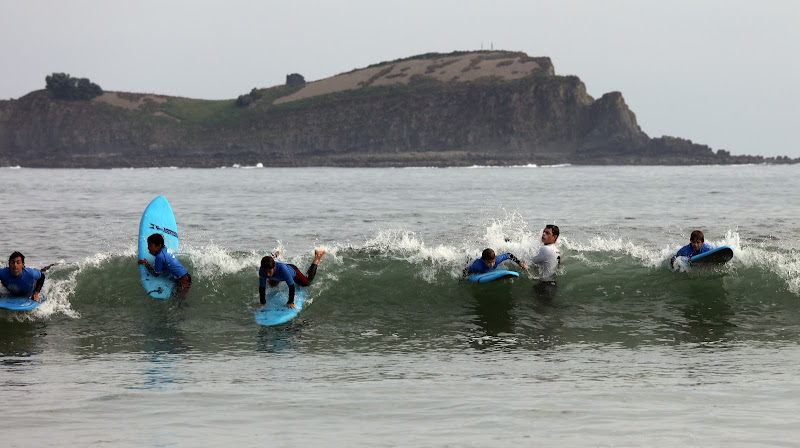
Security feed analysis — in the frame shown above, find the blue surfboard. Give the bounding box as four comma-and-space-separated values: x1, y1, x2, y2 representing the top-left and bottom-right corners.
138, 196, 179, 299
253, 286, 307, 326
467, 269, 520, 284
0, 293, 46, 311
690, 245, 734, 265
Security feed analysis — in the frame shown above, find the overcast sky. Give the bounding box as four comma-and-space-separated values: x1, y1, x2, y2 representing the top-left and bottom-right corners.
2, 0, 798, 157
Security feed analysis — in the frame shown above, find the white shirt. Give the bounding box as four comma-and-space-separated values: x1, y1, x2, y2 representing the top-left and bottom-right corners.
531, 244, 559, 279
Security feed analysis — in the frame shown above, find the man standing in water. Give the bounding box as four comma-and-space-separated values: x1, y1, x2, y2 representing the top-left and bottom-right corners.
531, 225, 560, 300
259, 249, 326, 309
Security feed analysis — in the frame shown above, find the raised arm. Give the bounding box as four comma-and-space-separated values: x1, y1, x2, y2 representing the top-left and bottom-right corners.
506, 253, 527, 270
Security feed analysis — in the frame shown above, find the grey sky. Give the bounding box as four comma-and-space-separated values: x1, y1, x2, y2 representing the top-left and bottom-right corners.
2, 0, 798, 157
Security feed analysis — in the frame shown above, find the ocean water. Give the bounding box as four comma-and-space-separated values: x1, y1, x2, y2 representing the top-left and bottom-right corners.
2, 164, 800, 447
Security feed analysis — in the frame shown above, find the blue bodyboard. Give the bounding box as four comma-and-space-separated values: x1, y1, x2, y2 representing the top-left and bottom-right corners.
254, 287, 307, 326
467, 269, 520, 284
690, 245, 734, 265
138, 196, 179, 299
0, 293, 46, 311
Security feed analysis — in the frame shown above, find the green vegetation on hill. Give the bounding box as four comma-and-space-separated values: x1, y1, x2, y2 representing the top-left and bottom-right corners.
151, 85, 302, 127
235, 87, 264, 108
46, 72, 103, 101
164, 97, 242, 126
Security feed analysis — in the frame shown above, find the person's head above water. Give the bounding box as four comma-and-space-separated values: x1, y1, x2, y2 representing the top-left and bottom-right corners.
146, 233, 166, 255
481, 248, 496, 268
8, 251, 25, 276
689, 230, 705, 252
261, 256, 276, 275
542, 225, 559, 245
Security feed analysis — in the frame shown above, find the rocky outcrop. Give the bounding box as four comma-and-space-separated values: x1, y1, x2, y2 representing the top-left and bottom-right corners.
0, 51, 794, 167
285, 73, 305, 87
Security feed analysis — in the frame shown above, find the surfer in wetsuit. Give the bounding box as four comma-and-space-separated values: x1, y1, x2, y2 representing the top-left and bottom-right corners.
138, 233, 192, 298
462, 248, 527, 277
671, 230, 711, 266
0, 252, 45, 302
259, 249, 326, 309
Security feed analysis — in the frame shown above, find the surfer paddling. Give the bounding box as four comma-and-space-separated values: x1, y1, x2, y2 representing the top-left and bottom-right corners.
462, 248, 527, 277
138, 233, 192, 298
0, 252, 46, 302
259, 249, 326, 309
671, 230, 711, 267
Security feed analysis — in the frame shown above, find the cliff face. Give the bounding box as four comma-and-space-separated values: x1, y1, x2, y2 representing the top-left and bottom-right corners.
0, 90, 191, 167
0, 51, 789, 167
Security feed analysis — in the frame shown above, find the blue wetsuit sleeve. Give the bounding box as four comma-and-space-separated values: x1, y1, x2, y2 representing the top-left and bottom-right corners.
463, 258, 482, 277
671, 245, 684, 267
281, 264, 295, 286
153, 250, 164, 275
673, 244, 692, 259
0, 268, 9, 289
258, 267, 267, 288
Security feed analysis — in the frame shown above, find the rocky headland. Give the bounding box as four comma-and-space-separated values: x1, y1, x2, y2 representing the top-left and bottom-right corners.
0, 51, 794, 168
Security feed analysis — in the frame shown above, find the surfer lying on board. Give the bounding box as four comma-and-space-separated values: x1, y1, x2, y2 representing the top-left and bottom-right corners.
462, 248, 527, 277
530, 225, 561, 281
670, 230, 711, 267
0, 252, 45, 302
259, 249, 326, 309
138, 233, 192, 298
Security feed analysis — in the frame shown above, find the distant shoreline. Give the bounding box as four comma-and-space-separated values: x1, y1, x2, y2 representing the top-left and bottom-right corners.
4, 162, 798, 170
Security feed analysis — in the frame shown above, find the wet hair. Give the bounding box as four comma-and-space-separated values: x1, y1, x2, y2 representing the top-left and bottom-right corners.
261, 256, 275, 271
690, 230, 704, 242
8, 251, 24, 263
147, 233, 165, 247
546, 224, 560, 240
481, 248, 496, 261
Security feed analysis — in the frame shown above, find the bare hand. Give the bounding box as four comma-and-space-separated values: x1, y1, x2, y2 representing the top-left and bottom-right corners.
32, 291, 41, 303
138, 259, 148, 266
286, 302, 298, 309
520, 263, 527, 270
